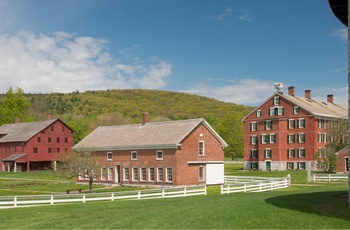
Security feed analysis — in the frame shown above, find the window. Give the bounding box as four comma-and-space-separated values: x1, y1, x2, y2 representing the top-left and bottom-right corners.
250, 162, 258, 170
287, 162, 294, 170
132, 167, 138, 181
298, 133, 305, 143
157, 167, 164, 181
108, 167, 113, 180
293, 106, 300, 114
298, 119, 305, 128
166, 167, 173, 182
56, 137, 60, 143
250, 135, 257, 145
323, 133, 327, 143
298, 148, 305, 158
265, 120, 272, 130
298, 162, 306, 170
51, 126, 54, 131
288, 134, 295, 143
288, 119, 295, 129
56, 148, 60, 153
269, 108, 275, 116
37, 137, 41, 143
198, 141, 204, 156
199, 166, 204, 181
48, 137, 51, 143
256, 110, 262, 117
65, 137, 68, 143
318, 133, 322, 143
48, 148, 51, 153
107, 152, 113, 161
250, 149, 258, 158
278, 107, 284, 116
273, 96, 280, 105
261, 134, 267, 144
250, 122, 257, 131
123, 167, 129, 181
140, 167, 146, 181
148, 167, 155, 181
65, 148, 68, 153
33, 147, 38, 153
131, 151, 137, 160
264, 149, 272, 158
62, 126, 65, 132
270, 134, 276, 143
101, 168, 106, 180
156, 150, 163, 160
288, 149, 295, 158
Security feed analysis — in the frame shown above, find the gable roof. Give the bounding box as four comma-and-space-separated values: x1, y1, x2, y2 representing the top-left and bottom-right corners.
73, 118, 228, 151
242, 92, 348, 121
0, 119, 63, 143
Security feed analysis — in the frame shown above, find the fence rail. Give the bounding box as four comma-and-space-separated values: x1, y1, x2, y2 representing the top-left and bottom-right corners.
0, 185, 206, 208
311, 174, 348, 183
221, 175, 290, 194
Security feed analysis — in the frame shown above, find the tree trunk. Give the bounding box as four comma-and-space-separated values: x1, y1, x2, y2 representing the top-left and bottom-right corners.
89, 178, 93, 193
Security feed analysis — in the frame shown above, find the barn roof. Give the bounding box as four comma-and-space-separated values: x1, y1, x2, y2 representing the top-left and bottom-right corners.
243, 92, 347, 121
73, 118, 228, 151
0, 119, 63, 143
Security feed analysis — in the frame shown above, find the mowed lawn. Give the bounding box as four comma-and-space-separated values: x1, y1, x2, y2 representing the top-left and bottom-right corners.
0, 165, 349, 229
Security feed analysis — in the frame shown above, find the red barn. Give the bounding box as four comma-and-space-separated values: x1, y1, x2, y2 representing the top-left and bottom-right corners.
242, 84, 347, 171
0, 117, 74, 172
73, 113, 228, 186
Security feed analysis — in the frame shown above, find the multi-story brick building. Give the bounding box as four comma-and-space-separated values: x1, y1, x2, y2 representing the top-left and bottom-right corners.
242, 84, 347, 171
73, 113, 228, 186
0, 116, 74, 172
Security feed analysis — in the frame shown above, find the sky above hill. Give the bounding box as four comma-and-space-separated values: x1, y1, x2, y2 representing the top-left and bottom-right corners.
0, 0, 347, 106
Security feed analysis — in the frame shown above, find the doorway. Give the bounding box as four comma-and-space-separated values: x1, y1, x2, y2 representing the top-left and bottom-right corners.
266, 161, 271, 171
115, 165, 120, 183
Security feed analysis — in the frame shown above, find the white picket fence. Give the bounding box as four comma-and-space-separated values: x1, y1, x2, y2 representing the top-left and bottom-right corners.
311, 174, 348, 183
0, 185, 206, 208
221, 175, 290, 194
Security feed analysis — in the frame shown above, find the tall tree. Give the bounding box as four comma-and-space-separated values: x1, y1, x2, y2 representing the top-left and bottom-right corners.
0, 87, 30, 125
217, 113, 244, 160
53, 151, 99, 193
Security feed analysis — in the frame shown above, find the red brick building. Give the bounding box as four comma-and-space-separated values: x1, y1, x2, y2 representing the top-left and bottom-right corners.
73, 113, 228, 186
242, 84, 347, 171
0, 117, 74, 172
336, 147, 349, 173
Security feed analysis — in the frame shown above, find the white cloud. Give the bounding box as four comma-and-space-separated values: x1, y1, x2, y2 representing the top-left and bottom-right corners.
238, 9, 253, 22
0, 31, 172, 93
184, 78, 273, 105
329, 28, 348, 40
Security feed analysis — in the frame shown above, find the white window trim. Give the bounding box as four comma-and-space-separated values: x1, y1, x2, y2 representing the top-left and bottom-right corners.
157, 167, 163, 182
156, 150, 163, 160
166, 167, 173, 182
198, 141, 205, 156
256, 110, 262, 117
287, 162, 294, 170
148, 167, 155, 182
288, 119, 295, 129
298, 162, 306, 170
264, 148, 272, 158
270, 134, 275, 143
107, 152, 113, 161
293, 106, 299, 114
288, 134, 295, 143
288, 149, 295, 158
298, 119, 305, 128
261, 134, 267, 144
251, 122, 257, 131
251, 135, 257, 145
298, 133, 305, 143
107, 167, 113, 181
265, 120, 272, 130
140, 167, 146, 181
298, 148, 305, 158
132, 167, 138, 181
101, 167, 106, 181
198, 166, 205, 181
123, 167, 129, 181
273, 96, 280, 105
131, 151, 138, 160
251, 149, 258, 158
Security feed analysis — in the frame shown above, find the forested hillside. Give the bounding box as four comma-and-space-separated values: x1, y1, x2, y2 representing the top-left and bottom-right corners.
0, 88, 254, 158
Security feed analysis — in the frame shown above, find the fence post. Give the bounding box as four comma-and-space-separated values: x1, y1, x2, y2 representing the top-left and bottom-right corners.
184, 186, 187, 196
111, 192, 114, 201
14, 196, 17, 207
204, 185, 207, 196
51, 195, 54, 205
259, 181, 262, 191
287, 174, 291, 186
270, 179, 274, 191
138, 191, 141, 199
162, 189, 165, 197
244, 183, 246, 192
312, 174, 315, 183
220, 185, 223, 194
83, 194, 86, 203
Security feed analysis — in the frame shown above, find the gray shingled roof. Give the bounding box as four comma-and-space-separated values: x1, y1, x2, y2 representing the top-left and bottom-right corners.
73, 118, 228, 151
2, 154, 27, 161
0, 119, 58, 143
243, 92, 347, 121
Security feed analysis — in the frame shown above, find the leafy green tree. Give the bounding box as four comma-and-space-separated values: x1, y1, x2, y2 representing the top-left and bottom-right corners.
217, 113, 244, 160
53, 151, 99, 193
0, 87, 30, 125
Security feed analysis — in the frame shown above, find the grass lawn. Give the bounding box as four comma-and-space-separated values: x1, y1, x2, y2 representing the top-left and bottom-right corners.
0, 165, 349, 229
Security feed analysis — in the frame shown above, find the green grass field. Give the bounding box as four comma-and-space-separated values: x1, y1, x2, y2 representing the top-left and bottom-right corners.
0, 164, 349, 229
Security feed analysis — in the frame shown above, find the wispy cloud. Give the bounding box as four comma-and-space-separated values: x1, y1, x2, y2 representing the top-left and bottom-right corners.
0, 31, 172, 93
329, 28, 347, 40
214, 7, 234, 21
183, 78, 273, 106
238, 8, 253, 22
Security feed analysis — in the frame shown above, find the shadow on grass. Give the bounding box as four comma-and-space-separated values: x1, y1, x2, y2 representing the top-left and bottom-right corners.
265, 190, 350, 221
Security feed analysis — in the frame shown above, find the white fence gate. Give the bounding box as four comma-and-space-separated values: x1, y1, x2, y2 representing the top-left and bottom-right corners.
311, 174, 348, 183
0, 185, 206, 208
221, 175, 290, 194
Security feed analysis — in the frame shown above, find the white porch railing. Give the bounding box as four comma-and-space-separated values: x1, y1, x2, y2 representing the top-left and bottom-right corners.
221, 175, 290, 194
311, 174, 348, 183
0, 185, 206, 208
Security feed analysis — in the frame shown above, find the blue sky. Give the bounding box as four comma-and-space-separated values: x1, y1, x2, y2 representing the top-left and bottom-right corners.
0, 0, 347, 106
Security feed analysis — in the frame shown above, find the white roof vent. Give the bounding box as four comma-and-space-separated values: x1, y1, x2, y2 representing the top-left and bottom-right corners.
274, 82, 283, 93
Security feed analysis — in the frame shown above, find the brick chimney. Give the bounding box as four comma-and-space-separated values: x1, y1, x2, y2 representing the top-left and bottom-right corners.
288, 86, 295, 96
47, 113, 52, 120
327, 94, 333, 103
142, 112, 149, 125
14, 117, 20, 123
305, 90, 311, 99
